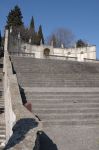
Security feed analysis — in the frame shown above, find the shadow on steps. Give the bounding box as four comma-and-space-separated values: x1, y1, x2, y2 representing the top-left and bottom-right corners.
19, 85, 27, 105
39, 131, 58, 150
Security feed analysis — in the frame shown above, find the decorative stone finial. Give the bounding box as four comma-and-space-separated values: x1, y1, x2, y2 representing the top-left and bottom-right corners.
29, 38, 31, 44
10, 26, 12, 33
51, 40, 53, 47
18, 32, 20, 39
40, 39, 43, 45
61, 44, 64, 48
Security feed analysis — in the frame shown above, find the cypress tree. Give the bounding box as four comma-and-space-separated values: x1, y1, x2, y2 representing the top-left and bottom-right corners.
38, 25, 44, 44
30, 16, 35, 32
0, 31, 2, 47
29, 16, 35, 44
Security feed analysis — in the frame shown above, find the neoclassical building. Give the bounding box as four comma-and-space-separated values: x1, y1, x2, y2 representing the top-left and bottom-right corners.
20, 43, 96, 61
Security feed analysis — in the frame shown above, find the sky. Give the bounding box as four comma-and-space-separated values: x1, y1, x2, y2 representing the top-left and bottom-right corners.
0, 0, 99, 58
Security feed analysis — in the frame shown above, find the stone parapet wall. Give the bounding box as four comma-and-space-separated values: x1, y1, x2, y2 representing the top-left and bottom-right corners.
3, 30, 42, 149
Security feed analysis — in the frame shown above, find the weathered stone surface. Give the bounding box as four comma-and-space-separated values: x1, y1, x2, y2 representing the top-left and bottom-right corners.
3, 36, 42, 149
11, 56, 99, 150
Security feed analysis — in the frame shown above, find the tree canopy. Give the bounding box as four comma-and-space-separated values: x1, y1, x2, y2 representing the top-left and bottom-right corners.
6, 5, 23, 29
0, 31, 2, 47
47, 28, 75, 48
6, 5, 44, 45
76, 39, 88, 48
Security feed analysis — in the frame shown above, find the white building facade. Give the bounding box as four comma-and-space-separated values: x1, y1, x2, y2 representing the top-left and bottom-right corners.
20, 43, 96, 62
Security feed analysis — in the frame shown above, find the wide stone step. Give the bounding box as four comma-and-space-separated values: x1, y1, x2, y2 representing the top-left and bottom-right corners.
32, 108, 99, 114
38, 113, 99, 120
32, 103, 99, 109
25, 92, 99, 96
12, 61, 99, 67
18, 77, 99, 81
26, 95, 99, 100
30, 99, 99, 104
14, 65, 99, 71
18, 79, 99, 83
42, 120, 99, 127
17, 72, 99, 77
0, 125, 5, 130
20, 83, 99, 87
0, 135, 6, 139
0, 129, 5, 135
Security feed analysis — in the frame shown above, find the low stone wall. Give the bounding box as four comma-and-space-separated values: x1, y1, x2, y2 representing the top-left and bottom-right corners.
3, 30, 42, 149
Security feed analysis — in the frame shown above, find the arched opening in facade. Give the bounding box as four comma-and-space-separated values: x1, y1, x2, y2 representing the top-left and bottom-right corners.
43, 48, 50, 57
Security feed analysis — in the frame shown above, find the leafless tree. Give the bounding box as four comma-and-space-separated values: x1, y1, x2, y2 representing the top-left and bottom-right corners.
47, 28, 75, 48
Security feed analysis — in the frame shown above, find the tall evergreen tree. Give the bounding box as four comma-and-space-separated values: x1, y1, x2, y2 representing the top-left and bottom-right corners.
30, 16, 35, 32
29, 16, 35, 44
0, 31, 2, 47
38, 25, 44, 44
6, 5, 23, 28
33, 32, 40, 45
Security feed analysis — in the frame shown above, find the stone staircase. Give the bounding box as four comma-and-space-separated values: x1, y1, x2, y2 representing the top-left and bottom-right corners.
24, 89, 99, 127
11, 56, 99, 150
11, 57, 99, 87
0, 58, 6, 149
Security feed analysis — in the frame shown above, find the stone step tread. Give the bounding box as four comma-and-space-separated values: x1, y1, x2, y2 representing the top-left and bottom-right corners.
13, 62, 98, 66
26, 95, 99, 97
0, 143, 5, 149
0, 131, 5, 135
0, 122, 5, 125
24, 92, 99, 95
0, 102, 4, 104
29, 96, 99, 99
31, 104, 99, 108
0, 103, 4, 105
23, 87, 99, 92
32, 108, 99, 114
20, 84, 99, 86
0, 107, 4, 109
19, 81, 99, 84
30, 100, 99, 104
0, 105, 4, 107
17, 73, 99, 76
0, 135, 6, 138
33, 107, 99, 110
20, 80, 99, 82
17, 74, 99, 78
38, 113, 99, 117
0, 127, 6, 130
13, 62, 99, 66
26, 96, 99, 99
42, 120, 99, 127
25, 92, 99, 95
38, 114, 99, 120
18, 76, 99, 79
